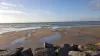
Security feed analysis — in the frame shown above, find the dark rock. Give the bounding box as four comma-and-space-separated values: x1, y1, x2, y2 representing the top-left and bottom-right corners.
10, 47, 24, 56
44, 42, 54, 48
21, 48, 33, 56
53, 45, 60, 51
0, 49, 6, 51
35, 48, 57, 56
35, 48, 44, 51
57, 44, 70, 56
69, 44, 80, 51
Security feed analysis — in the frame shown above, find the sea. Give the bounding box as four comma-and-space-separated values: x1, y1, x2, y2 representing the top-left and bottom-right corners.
0, 21, 100, 34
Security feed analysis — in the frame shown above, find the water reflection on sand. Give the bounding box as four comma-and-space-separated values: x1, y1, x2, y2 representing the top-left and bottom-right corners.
8, 33, 61, 49
40, 33, 61, 43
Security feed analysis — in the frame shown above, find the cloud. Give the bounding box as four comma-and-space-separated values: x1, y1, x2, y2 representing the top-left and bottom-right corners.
0, 2, 23, 7
0, 2, 28, 23
88, 0, 100, 11
0, 10, 58, 23
0, 2, 24, 10
0, 2, 58, 23
0, 10, 26, 14
1, 2, 13, 6
0, 2, 26, 15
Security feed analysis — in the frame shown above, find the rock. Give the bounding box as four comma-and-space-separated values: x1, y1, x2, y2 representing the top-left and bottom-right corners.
57, 44, 70, 56
43, 42, 54, 48
10, 47, 24, 56
35, 48, 57, 56
68, 51, 86, 56
96, 43, 100, 46
53, 45, 60, 51
95, 44, 100, 51
0, 49, 11, 56
78, 45, 84, 51
79, 44, 97, 51
21, 48, 33, 56
84, 51, 100, 56
35, 48, 44, 51
69, 44, 79, 51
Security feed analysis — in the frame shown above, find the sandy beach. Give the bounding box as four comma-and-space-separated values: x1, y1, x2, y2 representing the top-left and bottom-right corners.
0, 26, 100, 49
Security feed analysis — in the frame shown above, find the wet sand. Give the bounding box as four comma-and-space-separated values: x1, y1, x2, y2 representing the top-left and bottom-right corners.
0, 26, 100, 49
55, 26, 100, 45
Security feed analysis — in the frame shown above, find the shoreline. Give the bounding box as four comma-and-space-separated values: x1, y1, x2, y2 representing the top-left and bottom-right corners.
0, 25, 100, 35
0, 26, 100, 49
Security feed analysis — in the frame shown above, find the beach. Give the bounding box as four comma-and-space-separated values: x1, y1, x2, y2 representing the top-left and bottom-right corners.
0, 26, 100, 49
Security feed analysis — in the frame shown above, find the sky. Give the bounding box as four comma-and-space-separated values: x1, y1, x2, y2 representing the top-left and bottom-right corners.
0, 0, 100, 23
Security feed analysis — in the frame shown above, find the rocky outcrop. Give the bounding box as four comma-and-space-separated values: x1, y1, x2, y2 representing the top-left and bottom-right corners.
69, 44, 80, 51
10, 47, 24, 56
0, 42, 100, 56
35, 48, 57, 56
21, 48, 33, 56
35, 42, 57, 56
34, 42, 100, 56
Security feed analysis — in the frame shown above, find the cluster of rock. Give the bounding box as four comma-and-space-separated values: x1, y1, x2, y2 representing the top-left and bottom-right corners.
0, 42, 100, 56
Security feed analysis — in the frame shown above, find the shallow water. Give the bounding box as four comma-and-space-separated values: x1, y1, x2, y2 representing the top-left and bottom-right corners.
8, 33, 61, 49
40, 33, 61, 43
11, 37, 26, 44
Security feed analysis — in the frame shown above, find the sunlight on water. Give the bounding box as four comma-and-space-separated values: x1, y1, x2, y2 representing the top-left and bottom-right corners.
8, 33, 61, 49
11, 37, 26, 44
40, 33, 61, 43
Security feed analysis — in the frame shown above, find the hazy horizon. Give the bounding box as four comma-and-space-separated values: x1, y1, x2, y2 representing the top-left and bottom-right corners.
0, 0, 100, 23
0, 20, 100, 23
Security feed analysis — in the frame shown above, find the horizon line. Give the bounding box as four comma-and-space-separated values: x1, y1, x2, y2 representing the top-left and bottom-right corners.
0, 21, 100, 24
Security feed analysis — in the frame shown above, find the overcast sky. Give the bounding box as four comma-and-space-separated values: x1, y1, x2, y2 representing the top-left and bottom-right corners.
0, 0, 100, 23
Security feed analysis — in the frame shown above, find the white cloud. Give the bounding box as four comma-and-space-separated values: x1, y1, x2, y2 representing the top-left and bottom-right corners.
0, 2, 26, 15
0, 10, 25, 14
0, 10, 58, 23
0, 2, 58, 23
0, 2, 24, 10
1, 2, 13, 6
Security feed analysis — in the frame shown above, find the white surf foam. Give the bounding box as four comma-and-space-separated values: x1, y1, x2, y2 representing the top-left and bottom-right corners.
0, 27, 41, 34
